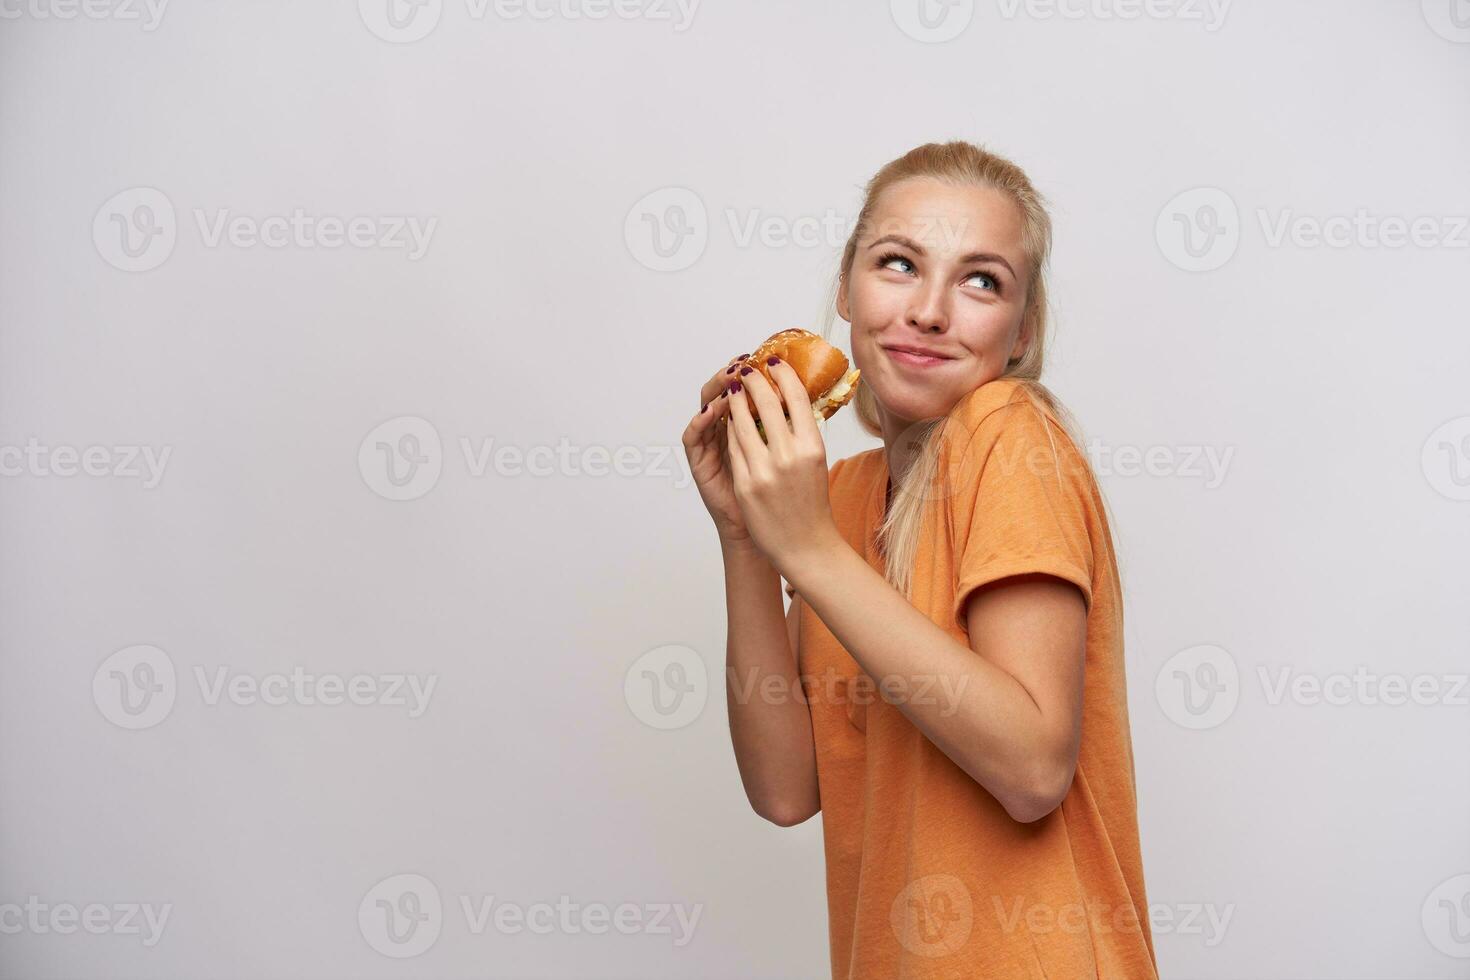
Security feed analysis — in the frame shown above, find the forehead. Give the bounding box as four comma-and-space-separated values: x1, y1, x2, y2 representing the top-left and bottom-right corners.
863, 177, 1026, 260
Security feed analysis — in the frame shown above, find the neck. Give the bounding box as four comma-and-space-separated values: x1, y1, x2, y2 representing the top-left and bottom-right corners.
879, 412, 929, 489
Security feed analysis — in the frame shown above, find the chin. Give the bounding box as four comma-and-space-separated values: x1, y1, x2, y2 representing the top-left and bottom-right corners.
871, 382, 960, 425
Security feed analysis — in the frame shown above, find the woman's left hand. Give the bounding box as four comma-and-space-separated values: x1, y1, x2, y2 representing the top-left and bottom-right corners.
722, 357, 840, 571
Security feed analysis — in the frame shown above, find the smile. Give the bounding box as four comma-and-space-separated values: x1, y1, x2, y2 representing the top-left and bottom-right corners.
883, 346, 953, 368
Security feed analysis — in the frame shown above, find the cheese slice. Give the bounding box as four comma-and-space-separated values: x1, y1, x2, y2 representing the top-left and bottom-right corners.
811, 367, 861, 419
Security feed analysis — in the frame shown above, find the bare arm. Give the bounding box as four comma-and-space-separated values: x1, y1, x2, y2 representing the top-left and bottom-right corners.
782, 538, 1085, 824
721, 538, 820, 827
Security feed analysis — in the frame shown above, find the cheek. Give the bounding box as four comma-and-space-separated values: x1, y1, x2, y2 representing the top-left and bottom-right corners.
957, 308, 1022, 356
850, 277, 905, 325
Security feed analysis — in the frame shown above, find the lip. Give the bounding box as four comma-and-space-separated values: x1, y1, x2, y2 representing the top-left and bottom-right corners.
882, 345, 954, 367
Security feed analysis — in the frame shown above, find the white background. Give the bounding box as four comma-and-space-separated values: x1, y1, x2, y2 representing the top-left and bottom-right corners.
2, 1, 1468, 977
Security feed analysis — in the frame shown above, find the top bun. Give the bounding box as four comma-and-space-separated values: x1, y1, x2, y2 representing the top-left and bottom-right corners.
741, 328, 860, 421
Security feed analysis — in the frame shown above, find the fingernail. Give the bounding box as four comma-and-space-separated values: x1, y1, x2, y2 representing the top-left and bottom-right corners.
720, 390, 728, 398
730, 380, 742, 393
736, 352, 749, 360
739, 366, 753, 376
726, 365, 736, 374
767, 355, 780, 365
701, 402, 708, 413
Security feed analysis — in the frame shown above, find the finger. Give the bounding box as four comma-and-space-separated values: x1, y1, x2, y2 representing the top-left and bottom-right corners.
725, 377, 765, 466
723, 382, 751, 485
683, 394, 727, 449
766, 356, 821, 443
735, 362, 793, 452
700, 353, 752, 406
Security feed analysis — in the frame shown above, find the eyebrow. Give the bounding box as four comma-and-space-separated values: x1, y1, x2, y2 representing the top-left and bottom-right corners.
867, 233, 1016, 278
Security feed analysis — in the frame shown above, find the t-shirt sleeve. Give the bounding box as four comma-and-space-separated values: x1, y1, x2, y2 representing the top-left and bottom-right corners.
785, 455, 848, 601
946, 395, 1096, 634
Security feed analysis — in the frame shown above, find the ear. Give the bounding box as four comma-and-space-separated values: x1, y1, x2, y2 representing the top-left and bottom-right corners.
1009, 311, 1033, 363
835, 275, 851, 324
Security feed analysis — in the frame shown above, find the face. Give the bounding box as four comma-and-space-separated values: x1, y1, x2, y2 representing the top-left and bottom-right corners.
837, 177, 1032, 432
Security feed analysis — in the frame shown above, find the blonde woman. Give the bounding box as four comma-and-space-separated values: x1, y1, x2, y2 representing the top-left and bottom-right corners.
681, 141, 1157, 979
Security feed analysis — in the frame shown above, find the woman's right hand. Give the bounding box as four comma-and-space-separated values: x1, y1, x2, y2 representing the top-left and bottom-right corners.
682, 352, 754, 546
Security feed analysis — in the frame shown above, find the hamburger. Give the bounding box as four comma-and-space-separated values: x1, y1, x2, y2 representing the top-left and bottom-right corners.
733, 328, 861, 442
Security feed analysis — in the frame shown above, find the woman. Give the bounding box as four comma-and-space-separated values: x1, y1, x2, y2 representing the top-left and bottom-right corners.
681, 141, 1157, 979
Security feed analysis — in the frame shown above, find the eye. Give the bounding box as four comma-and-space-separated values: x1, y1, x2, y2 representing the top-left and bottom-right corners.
876, 250, 913, 274
964, 270, 1000, 292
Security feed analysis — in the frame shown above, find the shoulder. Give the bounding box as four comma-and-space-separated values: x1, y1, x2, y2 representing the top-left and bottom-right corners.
939, 378, 1091, 488
946, 377, 1044, 436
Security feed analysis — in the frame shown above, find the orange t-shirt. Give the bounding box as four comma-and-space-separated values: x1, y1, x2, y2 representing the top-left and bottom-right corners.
787, 377, 1157, 980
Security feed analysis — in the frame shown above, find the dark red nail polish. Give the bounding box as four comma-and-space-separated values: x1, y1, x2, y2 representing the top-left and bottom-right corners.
739, 366, 753, 376
736, 352, 749, 360
720, 389, 728, 398
726, 365, 737, 374
730, 380, 742, 393
701, 402, 708, 413
767, 355, 780, 365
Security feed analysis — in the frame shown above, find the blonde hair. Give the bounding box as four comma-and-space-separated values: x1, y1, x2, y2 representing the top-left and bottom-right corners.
819, 140, 1094, 601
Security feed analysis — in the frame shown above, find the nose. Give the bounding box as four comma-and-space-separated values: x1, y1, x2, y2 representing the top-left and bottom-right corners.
905, 279, 948, 334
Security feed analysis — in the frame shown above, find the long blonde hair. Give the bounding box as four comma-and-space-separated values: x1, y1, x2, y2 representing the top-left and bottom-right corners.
819, 140, 1093, 600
